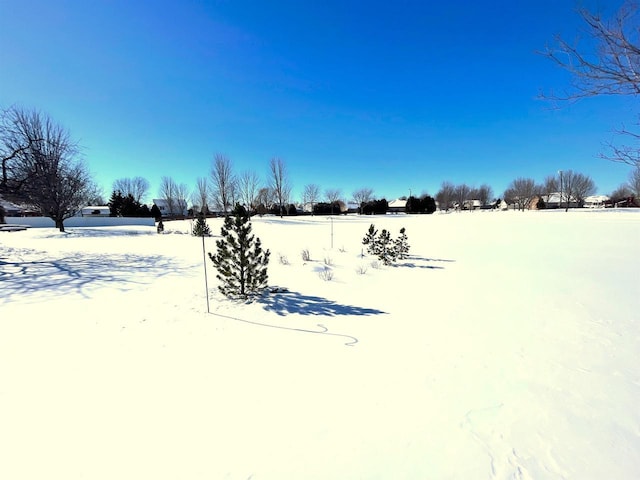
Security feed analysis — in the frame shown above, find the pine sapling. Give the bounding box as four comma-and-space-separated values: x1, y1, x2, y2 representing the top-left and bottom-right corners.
362, 224, 378, 255
375, 228, 397, 265
192, 212, 211, 236
394, 227, 410, 260
208, 205, 270, 299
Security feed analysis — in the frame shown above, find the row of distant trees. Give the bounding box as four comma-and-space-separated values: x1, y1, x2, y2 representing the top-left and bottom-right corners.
2, 105, 639, 230
503, 172, 595, 212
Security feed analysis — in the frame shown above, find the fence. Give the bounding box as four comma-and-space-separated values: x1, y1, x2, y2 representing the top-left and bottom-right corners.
5, 216, 155, 228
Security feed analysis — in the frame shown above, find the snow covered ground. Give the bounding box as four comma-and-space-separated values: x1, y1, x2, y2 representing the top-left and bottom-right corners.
1, 209, 639, 479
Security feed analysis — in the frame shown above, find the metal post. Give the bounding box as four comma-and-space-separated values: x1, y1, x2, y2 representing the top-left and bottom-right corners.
202, 234, 210, 313
558, 170, 563, 210
330, 216, 334, 249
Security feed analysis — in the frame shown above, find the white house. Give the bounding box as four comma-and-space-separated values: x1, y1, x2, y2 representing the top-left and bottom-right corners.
152, 198, 188, 217
541, 192, 578, 209
388, 198, 407, 213
583, 195, 609, 208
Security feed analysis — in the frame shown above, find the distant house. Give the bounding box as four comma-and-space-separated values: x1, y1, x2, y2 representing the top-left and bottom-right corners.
81, 205, 111, 216
583, 195, 609, 208
152, 198, 188, 217
345, 201, 359, 213
388, 198, 407, 214
0, 194, 39, 217
541, 192, 579, 209
463, 199, 483, 210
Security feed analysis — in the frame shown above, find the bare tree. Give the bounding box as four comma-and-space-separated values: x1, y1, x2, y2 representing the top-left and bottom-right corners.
238, 170, 260, 213
228, 178, 239, 209
541, 174, 559, 201
628, 165, 640, 196
112, 176, 149, 203
1, 106, 43, 194
541, 2, 640, 166
435, 181, 456, 211
269, 157, 291, 217
175, 182, 190, 216
610, 183, 633, 200
504, 177, 536, 211
352, 187, 374, 214
302, 183, 321, 214
469, 184, 493, 206
453, 183, 471, 210
159, 176, 178, 217
562, 170, 596, 210
0, 107, 94, 231
210, 154, 236, 215
255, 187, 275, 214
324, 188, 342, 214
191, 177, 209, 214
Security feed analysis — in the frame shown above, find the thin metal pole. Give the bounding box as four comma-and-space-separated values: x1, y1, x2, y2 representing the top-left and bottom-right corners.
202, 234, 210, 313
330, 217, 334, 249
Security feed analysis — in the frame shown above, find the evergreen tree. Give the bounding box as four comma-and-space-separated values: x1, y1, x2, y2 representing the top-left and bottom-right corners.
139, 204, 152, 217
150, 203, 162, 221
375, 229, 397, 265
108, 190, 124, 216
192, 212, 211, 236
208, 204, 270, 299
362, 224, 409, 265
422, 195, 437, 214
362, 224, 396, 265
394, 227, 410, 260
362, 224, 378, 255
120, 194, 138, 216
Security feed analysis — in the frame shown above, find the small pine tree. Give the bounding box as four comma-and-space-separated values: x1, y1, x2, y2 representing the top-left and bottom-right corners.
208, 204, 270, 299
375, 228, 397, 265
192, 213, 211, 236
362, 224, 378, 255
394, 227, 410, 260
362, 224, 410, 265
150, 203, 162, 221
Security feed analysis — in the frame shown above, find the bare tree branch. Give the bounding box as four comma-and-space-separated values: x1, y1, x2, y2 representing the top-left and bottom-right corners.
540, 2, 640, 166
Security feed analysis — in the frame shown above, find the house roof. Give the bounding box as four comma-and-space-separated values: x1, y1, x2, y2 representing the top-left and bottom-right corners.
542, 192, 577, 203
584, 195, 610, 203
388, 199, 407, 209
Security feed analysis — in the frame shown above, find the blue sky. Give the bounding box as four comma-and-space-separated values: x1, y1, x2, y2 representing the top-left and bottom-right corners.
0, 0, 635, 203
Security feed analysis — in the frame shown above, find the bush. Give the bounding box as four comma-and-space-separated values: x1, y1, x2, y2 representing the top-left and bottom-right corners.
361, 199, 389, 215
318, 267, 334, 281
313, 202, 342, 215
362, 224, 410, 265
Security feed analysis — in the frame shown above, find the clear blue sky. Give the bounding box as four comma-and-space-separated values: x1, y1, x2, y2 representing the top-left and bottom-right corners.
0, 0, 635, 203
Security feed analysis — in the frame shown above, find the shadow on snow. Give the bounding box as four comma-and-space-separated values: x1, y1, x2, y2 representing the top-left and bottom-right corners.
0, 248, 183, 302
394, 255, 456, 269
258, 289, 386, 317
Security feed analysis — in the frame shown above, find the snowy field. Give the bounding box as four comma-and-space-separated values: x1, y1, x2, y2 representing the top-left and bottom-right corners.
1, 209, 639, 479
